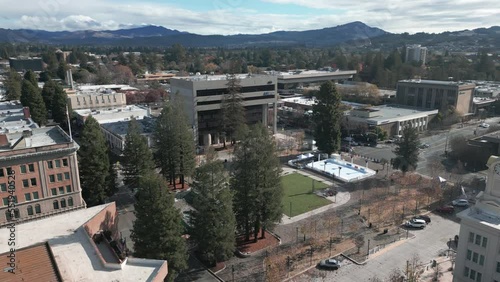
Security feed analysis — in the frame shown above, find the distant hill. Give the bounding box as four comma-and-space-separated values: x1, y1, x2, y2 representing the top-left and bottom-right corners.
0, 22, 387, 47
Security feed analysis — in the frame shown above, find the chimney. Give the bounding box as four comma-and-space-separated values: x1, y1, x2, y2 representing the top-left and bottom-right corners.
0, 134, 9, 147
23, 107, 31, 119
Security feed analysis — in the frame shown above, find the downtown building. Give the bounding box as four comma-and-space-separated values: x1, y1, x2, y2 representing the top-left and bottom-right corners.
170, 74, 278, 146
396, 79, 476, 115
0, 126, 85, 226
454, 155, 500, 282
405, 45, 427, 65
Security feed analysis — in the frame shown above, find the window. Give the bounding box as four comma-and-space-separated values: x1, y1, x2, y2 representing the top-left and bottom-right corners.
22, 179, 29, 188
469, 232, 475, 243
496, 262, 500, 273
47, 161, 53, 169
25, 193, 31, 201
51, 188, 57, 196
20, 165, 27, 174
475, 234, 481, 245
470, 269, 476, 280
35, 204, 41, 214
33, 192, 39, 200
62, 159, 68, 167
49, 175, 55, 182
482, 237, 487, 248
476, 272, 482, 282
66, 185, 72, 193
28, 164, 34, 172
58, 187, 64, 195
55, 160, 61, 168
0, 168, 4, 177
472, 252, 478, 263
464, 267, 470, 277
30, 178, 36, 186
61, 199, 66, 208
467, 250, 472, 260
2, 197, 8, 206
0, 183, 6, 192
64, 172, 70, 180
57, 173, 63, 181
53, 200, 59, 210
479, 255, 484, 266
6, 167, 12, 175
27, 205, 33, 216
68, 197, 73, 206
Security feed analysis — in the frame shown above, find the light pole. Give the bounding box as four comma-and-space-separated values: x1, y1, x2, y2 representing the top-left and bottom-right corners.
289, 202, 292, 218
367, 239, 370, 256
296, 227, 299, 243
338, 167, 342, 179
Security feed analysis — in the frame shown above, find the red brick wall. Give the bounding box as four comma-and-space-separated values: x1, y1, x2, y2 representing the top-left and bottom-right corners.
83, 203, 118, 240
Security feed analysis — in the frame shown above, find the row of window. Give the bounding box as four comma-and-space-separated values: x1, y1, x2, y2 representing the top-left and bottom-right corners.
47, 159, 68, 169
464, 267, 482, 282
466, 249, 485, 266
19, 164, 35, 174
75, 95, 117, 106
51, 185, 72, 196
5, 197, 75, 220
49, 172, 71, 183
469, 232, 488, 248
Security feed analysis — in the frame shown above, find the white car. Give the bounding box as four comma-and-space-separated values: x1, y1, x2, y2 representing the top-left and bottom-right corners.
479, 123, 490, 128
452, 199, 469, 207
405, 218, 426, 229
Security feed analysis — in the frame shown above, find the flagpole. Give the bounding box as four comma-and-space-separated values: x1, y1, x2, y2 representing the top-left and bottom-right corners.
66, 105, 73, 142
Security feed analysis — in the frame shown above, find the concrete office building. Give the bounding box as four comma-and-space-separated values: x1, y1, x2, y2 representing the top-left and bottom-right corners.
171, 74, 278, 146
454, 155, 500, 282
0, 126, 85, 226
396, 79, 476, 115
275, 69, 357, 95
405, 45, 427, 65
100, 117, 155, 154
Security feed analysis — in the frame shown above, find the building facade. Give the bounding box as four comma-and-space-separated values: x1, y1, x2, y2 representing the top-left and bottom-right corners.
100, 117, 155, 154
171, 74, 278, 146
405, 45, 427, 65
0, 126, 85, 226
67, 91, 127, 111
454, 156, 500, 282
396, 79, 476, 115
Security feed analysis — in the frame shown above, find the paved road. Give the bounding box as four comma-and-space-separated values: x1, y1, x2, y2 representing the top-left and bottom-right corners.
297, 212, 462, 281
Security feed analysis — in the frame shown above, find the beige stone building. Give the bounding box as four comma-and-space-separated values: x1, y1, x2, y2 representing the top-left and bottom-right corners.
0, 126, 85, 226
454, 156, 500, 282
396, 79, 475, 115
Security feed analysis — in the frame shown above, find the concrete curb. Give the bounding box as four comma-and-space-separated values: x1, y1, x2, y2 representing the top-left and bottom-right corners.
341, 253, 367, 265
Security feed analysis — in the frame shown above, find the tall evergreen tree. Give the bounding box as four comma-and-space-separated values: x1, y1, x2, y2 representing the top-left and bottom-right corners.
131, 173, 188, 282
78, 116, 110, 206
122, 118, 155, 188
154, 98, 195, 189
51, 83, 68, 124
21, 80, 47, 126
190, 149, 236, 266
41, 80, 57, 115
312, 81, 342, 155
232, 124, 283, 242
5, 69, 22, 100
221, 74, 247, 146
393, 126, 420, 175
23, 70, 38, 87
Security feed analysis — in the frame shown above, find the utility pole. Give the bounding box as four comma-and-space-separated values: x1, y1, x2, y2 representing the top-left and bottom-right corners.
367, 239, 370, 257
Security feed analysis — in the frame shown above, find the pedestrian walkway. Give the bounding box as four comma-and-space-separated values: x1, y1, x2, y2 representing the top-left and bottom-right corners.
280, 167, 351, 225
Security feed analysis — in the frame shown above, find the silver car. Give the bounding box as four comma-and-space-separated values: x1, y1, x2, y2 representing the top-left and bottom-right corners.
318, 259, 341, 270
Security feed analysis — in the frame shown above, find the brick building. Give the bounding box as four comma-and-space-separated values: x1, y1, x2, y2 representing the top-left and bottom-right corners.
0, 126, 85, 226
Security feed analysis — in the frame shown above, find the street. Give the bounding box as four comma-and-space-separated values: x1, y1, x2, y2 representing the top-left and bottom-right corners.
296, 212, 461, 281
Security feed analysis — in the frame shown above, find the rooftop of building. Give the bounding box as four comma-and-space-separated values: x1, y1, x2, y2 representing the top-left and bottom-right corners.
275, 69, 357, 77
349, 105, 439, 123
0, 126, 72, 153
398, 79, 475, 87
74, 106, 150, 124
76, 84, 138, 92
0, 204, 167, 282
172, 73, 270, 82
100, 117, 156, 137
280, 96, 368, 109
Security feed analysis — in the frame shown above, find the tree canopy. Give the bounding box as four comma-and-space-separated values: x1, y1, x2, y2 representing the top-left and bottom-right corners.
392, 126, 420, 174
21, 79, 47, 126
221, 74, 247, 145
5, 69, 22, 100
312, 81, 342, 155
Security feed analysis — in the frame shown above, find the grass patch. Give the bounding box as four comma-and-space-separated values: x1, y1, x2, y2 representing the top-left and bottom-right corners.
281, 173, 332, 217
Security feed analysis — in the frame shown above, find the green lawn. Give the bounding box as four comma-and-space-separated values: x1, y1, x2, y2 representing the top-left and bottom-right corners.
281, 173, 332, 217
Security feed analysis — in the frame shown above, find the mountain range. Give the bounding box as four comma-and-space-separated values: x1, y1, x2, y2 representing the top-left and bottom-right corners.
0, 21, 498, 49
0, 22, 387, 47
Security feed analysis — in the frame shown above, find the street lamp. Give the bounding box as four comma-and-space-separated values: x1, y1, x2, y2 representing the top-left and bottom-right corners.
338, 167, 342, 178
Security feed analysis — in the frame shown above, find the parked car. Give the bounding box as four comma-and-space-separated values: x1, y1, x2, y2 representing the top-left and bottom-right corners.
479, 123, 490, 128
318, 259, 341, 270
452, 199, 469, 207
436, 205, 455, 214
405, 218, 426, 229
419, 143, 430, 149
385, 139, 395, 144
413, 215, 431, 223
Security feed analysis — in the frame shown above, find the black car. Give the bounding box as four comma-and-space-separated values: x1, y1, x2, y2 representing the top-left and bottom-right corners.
413, 215, 431, 223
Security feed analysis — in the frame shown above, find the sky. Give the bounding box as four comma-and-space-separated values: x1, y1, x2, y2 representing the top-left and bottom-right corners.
0, 0, 498, 35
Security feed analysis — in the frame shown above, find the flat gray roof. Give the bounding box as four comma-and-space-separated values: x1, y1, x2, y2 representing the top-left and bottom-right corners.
0, 126, 71, 152
350, 105, 438, 124
101, 117, 155, 137
398, 79, 475, 87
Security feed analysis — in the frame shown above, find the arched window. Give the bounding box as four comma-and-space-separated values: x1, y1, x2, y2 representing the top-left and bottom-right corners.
14, 209, 20, 219
35, 204, 41, 214
68, 197, 74, 207
53, 200, 59, 210
27, 205, 33, 216
60, 198, 66, 208
5, 210, 12, 221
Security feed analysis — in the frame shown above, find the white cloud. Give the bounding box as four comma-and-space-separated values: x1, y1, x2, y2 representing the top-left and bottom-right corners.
0, 0, 499, 34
